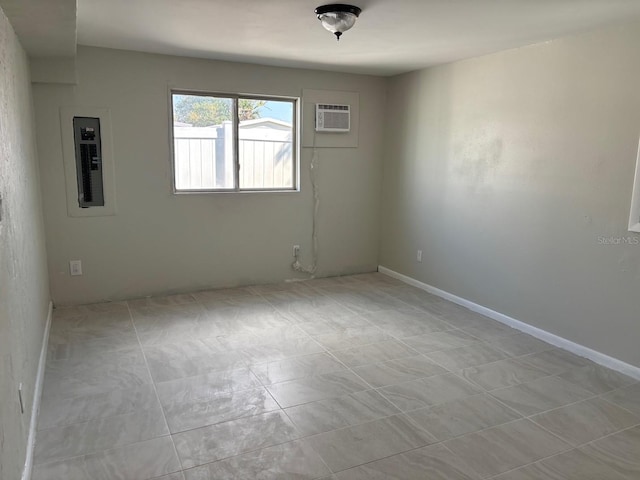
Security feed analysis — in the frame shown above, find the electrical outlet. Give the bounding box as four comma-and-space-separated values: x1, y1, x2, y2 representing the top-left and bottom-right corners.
70, 260, 83, 276
293, 245, 300, 258
417, 250, 422, 262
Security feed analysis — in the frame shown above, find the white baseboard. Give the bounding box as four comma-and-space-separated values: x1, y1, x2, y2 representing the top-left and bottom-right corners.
21, 301, 52, 480
378, 266, 640, 381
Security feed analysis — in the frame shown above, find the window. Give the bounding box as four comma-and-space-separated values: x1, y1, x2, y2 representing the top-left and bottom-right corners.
171, 91, 298, 192
629, 137, 640, 233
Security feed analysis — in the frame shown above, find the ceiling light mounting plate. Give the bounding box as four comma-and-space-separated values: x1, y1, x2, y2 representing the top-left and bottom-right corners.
315, 4, 362, 41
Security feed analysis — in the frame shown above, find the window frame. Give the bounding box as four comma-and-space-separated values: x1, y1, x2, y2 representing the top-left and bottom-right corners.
169, 89, 300, 194
629, 136, 640, 233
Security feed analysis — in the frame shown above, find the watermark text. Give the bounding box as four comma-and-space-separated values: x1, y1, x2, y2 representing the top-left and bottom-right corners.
597, 236, 639, 246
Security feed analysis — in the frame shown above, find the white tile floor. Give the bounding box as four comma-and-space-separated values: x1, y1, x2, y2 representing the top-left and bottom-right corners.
33, 273, 640, 479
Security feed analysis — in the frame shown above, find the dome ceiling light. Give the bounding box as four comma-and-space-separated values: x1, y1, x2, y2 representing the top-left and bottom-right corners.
315, 4, 362, 41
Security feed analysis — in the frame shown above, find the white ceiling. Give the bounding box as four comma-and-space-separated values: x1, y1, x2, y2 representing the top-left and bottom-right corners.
4, 0, 640, 75
0, 0, 76, 57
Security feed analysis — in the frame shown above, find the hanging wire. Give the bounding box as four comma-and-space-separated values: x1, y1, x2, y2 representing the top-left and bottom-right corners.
291, 132, 319, 276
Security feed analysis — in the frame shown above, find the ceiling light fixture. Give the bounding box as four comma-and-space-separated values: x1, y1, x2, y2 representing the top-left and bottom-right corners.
315, 4, 362, 41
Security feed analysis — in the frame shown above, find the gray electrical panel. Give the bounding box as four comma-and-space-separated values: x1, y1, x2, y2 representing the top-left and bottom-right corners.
73, 117, 104, 208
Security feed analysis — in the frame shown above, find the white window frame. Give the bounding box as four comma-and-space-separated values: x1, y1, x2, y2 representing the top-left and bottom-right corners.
629, 136, 640, 233
169, 89, 300, 194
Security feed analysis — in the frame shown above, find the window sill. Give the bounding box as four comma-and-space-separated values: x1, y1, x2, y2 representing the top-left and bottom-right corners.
173, 189, 300, 195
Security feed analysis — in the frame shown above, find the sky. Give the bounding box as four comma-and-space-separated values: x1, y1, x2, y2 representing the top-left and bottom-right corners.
258, 101, 293, 122
173, 94, 293, 125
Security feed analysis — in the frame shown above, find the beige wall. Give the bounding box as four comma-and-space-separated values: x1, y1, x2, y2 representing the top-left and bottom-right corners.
34, 47, 386, 305
381, 21, 640, 367
30, 19, 640, 366
0, 7, 51, 480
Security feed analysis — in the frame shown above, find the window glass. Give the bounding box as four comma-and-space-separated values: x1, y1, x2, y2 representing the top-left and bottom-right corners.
239, 99, 294, 190
171, 93, 297, 192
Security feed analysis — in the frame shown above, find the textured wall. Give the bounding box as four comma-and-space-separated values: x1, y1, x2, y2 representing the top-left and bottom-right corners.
380, 21, 640, 367
34, 47, 386, 305
0, 6, 51, 480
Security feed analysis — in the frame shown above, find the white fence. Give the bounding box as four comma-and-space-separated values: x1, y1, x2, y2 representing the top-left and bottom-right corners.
174, 119, 293, 190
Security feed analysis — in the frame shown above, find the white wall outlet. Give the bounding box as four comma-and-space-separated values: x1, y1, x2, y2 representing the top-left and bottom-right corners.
70, 260, 83, 276
417, 250, 423, 262
293, 245, 300, 258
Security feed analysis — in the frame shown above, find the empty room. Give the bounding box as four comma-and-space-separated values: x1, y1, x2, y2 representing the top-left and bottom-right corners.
1, 0, 640, 479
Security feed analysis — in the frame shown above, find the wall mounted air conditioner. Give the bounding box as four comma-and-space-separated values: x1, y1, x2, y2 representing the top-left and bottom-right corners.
315, 104, 350, 133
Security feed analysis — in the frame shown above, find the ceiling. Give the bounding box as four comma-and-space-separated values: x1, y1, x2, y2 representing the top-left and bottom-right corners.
0, 0, 76, 57
3, 0, 640, 75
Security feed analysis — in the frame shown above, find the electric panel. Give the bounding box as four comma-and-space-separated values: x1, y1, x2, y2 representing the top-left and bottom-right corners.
73, 117, 104, 208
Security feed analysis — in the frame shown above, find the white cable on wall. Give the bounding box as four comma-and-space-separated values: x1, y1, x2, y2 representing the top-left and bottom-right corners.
291, 132, 320, 276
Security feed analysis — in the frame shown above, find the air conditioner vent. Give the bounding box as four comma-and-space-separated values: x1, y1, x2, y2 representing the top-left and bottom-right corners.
316, 103, 350, 133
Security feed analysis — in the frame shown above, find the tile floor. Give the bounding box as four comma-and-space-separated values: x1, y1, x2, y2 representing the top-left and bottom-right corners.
33, 273, 640, 479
